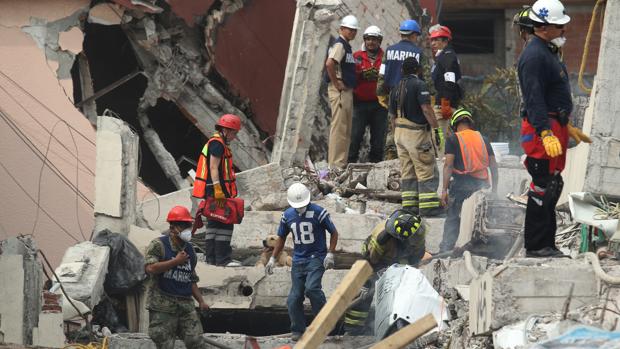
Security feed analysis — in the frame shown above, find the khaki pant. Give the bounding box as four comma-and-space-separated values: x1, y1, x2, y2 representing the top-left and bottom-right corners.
394, 118, 441, 216
328, 84, 354, 169
433, 105, 451, 160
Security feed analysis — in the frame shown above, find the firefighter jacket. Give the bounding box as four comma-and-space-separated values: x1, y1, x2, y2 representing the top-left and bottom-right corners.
192, 133, 237, 199
353, 48, 383, 102
361, 221, 425, 271
431, 44, 462, 107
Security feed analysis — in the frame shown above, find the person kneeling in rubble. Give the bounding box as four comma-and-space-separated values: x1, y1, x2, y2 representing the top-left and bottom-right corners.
144, 206, 210, 349
265, 182, 339, 341
344, 209, 427, 335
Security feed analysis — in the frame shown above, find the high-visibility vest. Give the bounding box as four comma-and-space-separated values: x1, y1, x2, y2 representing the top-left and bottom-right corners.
192, 133, 237, 199
453, 129, 490, 180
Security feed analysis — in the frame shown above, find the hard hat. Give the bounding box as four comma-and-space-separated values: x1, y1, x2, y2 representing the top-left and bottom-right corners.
385, 209, 422, 241
287, 183, 311, 208
450, 108, 475, 131
363, 25, 383, 38
399, 19, 421, 35
429, 25, 452, 40
167, 206, 193, 223
513, 6, 535, 32
340, 15, 359, 30
216, 114, 241, 131
528, 0, 570, 25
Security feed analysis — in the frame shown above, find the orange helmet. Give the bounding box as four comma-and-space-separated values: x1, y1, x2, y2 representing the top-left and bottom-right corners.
216, 114, 242, 131
166, 206, 193, 223
429, 25, 452, 40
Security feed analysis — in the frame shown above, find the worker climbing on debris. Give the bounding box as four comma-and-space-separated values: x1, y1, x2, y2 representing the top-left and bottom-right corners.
265, 182, 339, 341
144, 206, 209, 349
439, 108, 498, 253
192, 114, 242, 266
377, 19, 424, 160
389, 56, 443, 217
344, 209, 426, 335
348, 25, 388, 164
518, 0, 592, 258
325, 14, 359, 176
429, 24, 462, 157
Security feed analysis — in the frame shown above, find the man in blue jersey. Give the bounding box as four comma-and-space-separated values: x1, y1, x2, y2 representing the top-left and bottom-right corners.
376, 19, 424, 160
265, 182, 339, 341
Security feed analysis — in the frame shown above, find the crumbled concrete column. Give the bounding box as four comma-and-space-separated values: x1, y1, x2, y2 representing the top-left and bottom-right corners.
32, 312, 65, 348
94, 116, 139, 235
469, 258, 599, 335
0, 254, 25, 345
271, 0, 341, 168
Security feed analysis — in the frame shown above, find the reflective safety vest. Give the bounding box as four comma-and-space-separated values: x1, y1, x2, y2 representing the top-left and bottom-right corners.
453, 129, 490, 180
192, 133, 237, 199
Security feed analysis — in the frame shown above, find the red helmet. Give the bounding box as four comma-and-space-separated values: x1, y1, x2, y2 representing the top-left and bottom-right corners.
429, 25, 452, 40
216, 114, 241, 131
166, 206, 193, 223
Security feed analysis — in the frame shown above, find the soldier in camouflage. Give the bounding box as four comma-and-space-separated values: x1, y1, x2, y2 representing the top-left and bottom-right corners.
145, 206, 209, 349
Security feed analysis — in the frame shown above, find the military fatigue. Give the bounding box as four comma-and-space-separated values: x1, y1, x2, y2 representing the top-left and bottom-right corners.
145, 236, 206, 349
344, 221, 426, 334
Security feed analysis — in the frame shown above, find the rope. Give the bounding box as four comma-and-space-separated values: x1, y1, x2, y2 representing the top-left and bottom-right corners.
578, 0, 606, 94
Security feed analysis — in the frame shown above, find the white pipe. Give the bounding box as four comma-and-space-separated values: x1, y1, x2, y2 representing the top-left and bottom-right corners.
463, 251, 479, 279
584, 252, 620, 284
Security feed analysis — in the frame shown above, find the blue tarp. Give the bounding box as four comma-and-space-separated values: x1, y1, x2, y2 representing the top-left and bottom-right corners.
530, 326, 620, 349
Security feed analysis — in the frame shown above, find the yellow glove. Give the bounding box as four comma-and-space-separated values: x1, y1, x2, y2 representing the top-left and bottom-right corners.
213, 182, 226, 208
567, 123, 592, 144
377, 95, 388, 109
541, 130, 563, 158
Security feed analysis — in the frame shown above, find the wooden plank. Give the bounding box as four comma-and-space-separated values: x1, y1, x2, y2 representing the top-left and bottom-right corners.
294, 260, 373, 349
370, 313, 437, 349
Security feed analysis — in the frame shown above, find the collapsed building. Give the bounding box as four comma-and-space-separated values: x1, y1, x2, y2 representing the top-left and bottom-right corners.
0, 0, 619, 348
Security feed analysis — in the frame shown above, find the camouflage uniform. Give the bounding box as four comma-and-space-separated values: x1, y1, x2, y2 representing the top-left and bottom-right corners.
145, 235, 205, 349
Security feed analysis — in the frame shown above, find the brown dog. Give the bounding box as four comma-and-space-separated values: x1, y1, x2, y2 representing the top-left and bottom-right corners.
256, 234, 292, 267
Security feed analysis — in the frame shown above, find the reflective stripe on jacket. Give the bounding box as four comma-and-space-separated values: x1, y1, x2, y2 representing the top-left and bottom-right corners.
192, 133, 237, 199
453, 129, 490, 180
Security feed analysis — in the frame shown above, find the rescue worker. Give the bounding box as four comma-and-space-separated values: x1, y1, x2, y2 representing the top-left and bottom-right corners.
348, 25, 388, 164
514, 6, 535, 43
265, 183, 339, 341
192, 114, 241, 266
518, 0, 591, 258
344, 209, 426, 334
439, 109, 499, 252
389, 57, 443, 216
145, 206, 209, 349
377, 19, 424, 160
430, 25, 462, 156
325, 15, 358, 174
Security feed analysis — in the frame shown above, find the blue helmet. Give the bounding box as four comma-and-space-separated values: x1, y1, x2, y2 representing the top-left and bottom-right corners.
399, 19, 421, 34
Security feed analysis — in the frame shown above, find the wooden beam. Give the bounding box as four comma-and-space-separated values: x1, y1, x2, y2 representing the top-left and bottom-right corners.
370, 313, 437, 349
294, 260, 373, 349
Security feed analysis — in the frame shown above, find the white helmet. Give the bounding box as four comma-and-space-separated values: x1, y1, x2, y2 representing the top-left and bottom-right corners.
287, 183, 311, 208
363, 25, 383, 38
340, 15, 359, 30
529, 0, 570, 25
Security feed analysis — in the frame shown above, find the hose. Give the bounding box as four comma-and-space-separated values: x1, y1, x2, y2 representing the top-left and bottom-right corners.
584, 252, 620, 285
577, 0, 605, 94
463, 251, 479, 279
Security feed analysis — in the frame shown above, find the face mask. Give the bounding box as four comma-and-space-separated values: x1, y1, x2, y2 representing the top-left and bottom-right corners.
550, 36, 566, 48
179, 228, 192, 242
295, 206, 307, 215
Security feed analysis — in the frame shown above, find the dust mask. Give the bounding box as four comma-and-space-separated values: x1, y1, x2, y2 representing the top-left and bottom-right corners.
179, 228, 192, 242
295, 206, 307, 215
550, 36, 566, 48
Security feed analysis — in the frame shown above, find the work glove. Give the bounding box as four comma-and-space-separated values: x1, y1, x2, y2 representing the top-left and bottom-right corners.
567, 123, 592, 144
440, 98, 452, 119
323, 252, 335, 270
540, 130, 563, 158
213, 182, 226, 208
434, 127, 445, 150
265, 256, 276, 275
377, 95, 388, 109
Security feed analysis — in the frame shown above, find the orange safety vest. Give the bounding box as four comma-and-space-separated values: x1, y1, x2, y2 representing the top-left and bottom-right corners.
192, 133, 237, 199
453, 129, 490, 180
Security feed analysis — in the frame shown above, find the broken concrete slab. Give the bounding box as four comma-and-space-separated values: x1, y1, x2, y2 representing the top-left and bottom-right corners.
88, 3, 124, 25
0, 254, 25, 345
420, 255, 489, 293
469, 258, 599, 335
94, 116, 139, 236
32, 312, 65, 348
55, 241, 110, 308
236, 162, 288, 211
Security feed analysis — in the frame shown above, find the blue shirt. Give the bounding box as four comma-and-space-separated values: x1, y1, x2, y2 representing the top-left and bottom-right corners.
381, 40, 424, 91
277, 203, 337, 263
518, 36, 573, 134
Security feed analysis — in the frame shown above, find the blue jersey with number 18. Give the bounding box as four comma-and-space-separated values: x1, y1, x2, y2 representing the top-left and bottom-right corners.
277, 203, 337, 263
